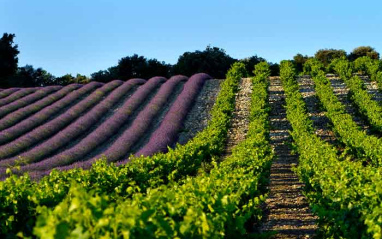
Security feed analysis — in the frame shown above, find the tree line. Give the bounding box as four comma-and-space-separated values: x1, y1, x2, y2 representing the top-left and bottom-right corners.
0, 32, 380, 88
292, 46, 380, 74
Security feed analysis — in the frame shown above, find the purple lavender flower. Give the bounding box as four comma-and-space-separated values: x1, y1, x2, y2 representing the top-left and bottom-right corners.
0, 82, 102, 145
11, 77, 163, 172
0, 84, 81, 131
52, 75, 187, 172
0, 88, 20, 99
133, 73, 211, 158
0, 81, 123, 161
0, 86, 62, 119
0, 88, 37, 108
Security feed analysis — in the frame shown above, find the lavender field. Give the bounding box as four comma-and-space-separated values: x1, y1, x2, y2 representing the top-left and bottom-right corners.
0, 73, 218, 178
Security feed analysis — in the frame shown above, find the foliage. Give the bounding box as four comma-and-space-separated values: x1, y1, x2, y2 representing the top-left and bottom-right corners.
281, 61, 382, 238
239, 55, 266, 76
91, 55, 171, 82
0, 33, 19, 88
0, 63, 244, 236
309, 59, 382, 167
269, 62, 280, 76
314, 48, 347, 67
90, 66, 119, 83
173, 45, 237, 79
333, 57, 382, 133
10, 65, 56, 87
353, 56, 382, 89
292, 53, 310, 74
32, 62, 273, 238
348, 46, 380, 61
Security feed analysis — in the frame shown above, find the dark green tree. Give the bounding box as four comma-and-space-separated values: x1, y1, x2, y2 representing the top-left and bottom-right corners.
91, 55, 171, 82
269, 62, 280, 76
0, 33, 20, 87
10, 65, 55, 87
90, 66, 118, 83
348, 46, 380, 61
117, 54, 148, 80
55, 74, 75, 85
173, 45, 236, 78
240, 55, 266, 76
314, 49, 347, 67
293, 53, 310, 74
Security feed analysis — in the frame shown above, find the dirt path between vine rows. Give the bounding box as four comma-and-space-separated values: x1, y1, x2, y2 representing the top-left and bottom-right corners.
221, 78, 253, 157
362, 76, 382, 103
297, 77, 338, 145
329, 77, 371, 133
260, 77, 317, 238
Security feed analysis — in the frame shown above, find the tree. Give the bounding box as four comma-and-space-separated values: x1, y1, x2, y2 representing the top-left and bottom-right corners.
269, 62, 280, 76
0, 33, 20, 87
9, 65, 56, 87
91, 55, 171, 82
90, 66, 118, 83
117, 54, 148, 80
314, 49, 347, 67
240, 55, 266, 76
293, 53, 310, 74
348, 46, 380, 61
173, 45, 236, 78
55, 74, 75, 85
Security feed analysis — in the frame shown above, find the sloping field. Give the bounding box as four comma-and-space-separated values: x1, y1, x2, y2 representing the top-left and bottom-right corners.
2, 60, 382, 238
0, 73, 220, 179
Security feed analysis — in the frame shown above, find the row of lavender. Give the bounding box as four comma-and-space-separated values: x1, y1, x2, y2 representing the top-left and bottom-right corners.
0, 73, 212, 179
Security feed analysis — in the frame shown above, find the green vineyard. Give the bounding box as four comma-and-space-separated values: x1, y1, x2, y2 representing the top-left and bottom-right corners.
0, 58, 382, 238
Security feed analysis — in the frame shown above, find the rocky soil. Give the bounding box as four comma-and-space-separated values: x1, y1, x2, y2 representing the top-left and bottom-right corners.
178, 79, 222, 145
260, 77, 317, 238
221, 78, 253, 157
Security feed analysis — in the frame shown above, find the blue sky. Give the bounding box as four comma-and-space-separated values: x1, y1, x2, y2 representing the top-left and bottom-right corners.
1, 0, 381, 77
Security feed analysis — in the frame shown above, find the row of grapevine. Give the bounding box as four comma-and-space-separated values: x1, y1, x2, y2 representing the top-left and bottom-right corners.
305, 59, 382, 167
281, 61, 382, 238
0, 68, 239, 236
32, 62, 273, 238
353, 56, 382, 89
333, 58, 382, 132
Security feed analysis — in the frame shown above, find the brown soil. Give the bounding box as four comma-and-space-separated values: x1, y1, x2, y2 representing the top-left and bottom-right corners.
260, 77, 317, 238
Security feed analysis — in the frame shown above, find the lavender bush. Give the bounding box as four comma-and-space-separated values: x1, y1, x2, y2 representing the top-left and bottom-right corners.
0, 88, 20, 99
14, 77, 164, 172
54, 75, 187, 171
0, 84, 81, 131
0, 86, 62, 119
0, 81, 122, 161
0, 88, 37, 108
134, 73, 211, 158
0, 82, 102, 145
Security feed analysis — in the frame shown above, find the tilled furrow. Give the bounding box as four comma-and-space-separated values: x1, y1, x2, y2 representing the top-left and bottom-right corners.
260, 77, 317, 238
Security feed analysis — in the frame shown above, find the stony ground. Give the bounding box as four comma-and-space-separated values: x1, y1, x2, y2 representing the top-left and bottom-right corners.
297, 77, 337, 144
362, 76, 382, 103
178, 79, 222, 144
221, 78, 253, 157
329, 77, 371, 133
260, 77, 317, 238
